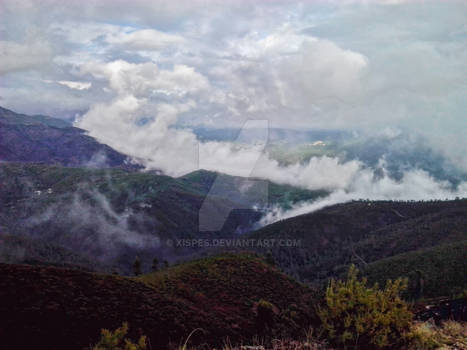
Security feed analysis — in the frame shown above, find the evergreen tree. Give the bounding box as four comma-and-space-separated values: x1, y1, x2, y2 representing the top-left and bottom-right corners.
92, 322, 147, 350
265, 250, 275, 266
318, 265, 413, 349
133, 256, 142, 276
151, 257, 159, 272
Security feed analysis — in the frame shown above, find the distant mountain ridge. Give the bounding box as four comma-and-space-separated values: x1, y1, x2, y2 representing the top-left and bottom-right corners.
0, 106, 140, 169
0, 106, 72, 128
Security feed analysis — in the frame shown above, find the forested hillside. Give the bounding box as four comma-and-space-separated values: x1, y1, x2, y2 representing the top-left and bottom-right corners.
248, 199, 467, 300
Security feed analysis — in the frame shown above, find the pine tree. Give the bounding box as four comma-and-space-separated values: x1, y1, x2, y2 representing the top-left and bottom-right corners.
92, 322, 147, 350
265, 250, 275, 266
151, 257, 159, 272
318, 265, 413, 349
133, 256, 142, 276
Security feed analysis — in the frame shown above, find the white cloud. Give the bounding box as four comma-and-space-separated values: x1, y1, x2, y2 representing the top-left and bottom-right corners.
80, 60, 209, 97
261, 167, 467, 225
106, 29, 185, 50
73, 55, 366, 184
278, 38, 368, 105
74, 59, 208, 175
209, 32, 368, 117
49, 21, 128, 45
57, 80, 92, 90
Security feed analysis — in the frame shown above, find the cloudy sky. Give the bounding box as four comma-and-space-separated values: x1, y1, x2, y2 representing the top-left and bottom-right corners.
1, 0, 467, 201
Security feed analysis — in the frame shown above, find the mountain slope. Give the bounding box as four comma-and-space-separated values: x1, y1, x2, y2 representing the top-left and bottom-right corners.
0, 106, 139, 169
180, 169, 328, 210
0, 232, 102, 271
0, 163, 324, 273
0, 254, 318, 349
0, 163, 258, 272
248, 199, 467, 298
364, 241, 467, 299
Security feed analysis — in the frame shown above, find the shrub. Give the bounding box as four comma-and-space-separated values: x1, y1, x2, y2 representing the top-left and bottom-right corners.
409, 322, 440, 349
409, 320, 467, 349
92, 322, 147, 350
317, 265, 413, 349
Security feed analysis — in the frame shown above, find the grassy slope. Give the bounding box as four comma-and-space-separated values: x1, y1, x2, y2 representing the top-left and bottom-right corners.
0, 254, 318, 350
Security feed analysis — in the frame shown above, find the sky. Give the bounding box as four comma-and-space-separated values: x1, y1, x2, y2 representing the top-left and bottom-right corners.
1, 0, 467, 212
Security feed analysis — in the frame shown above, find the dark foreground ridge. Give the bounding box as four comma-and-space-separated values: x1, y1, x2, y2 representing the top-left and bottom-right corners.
0, 254, 318, 349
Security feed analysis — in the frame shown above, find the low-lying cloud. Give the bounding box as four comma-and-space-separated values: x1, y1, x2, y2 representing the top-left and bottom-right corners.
26, 187, 161, 262
261, 165, 467, 225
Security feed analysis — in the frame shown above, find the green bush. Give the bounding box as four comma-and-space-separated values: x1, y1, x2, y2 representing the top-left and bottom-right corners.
92, 322, 147, 350
318, 265, 413, 349
409, 320, 467, 349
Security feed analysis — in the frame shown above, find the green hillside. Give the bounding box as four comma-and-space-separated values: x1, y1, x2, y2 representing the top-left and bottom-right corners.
363, 241, 467, 300
181, 169, 328, 209
248, 199, 467, 299
0, 163, 323, 273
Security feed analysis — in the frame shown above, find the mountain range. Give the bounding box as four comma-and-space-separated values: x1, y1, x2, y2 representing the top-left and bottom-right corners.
0, 106, 466, 348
